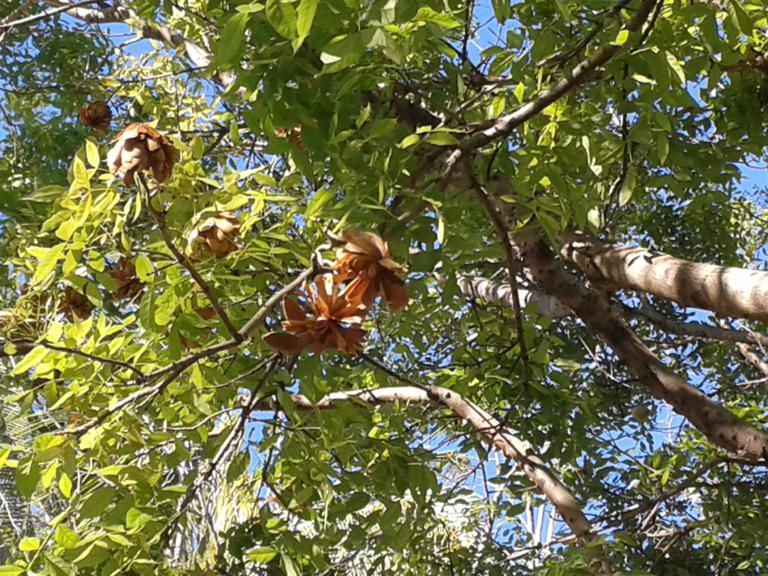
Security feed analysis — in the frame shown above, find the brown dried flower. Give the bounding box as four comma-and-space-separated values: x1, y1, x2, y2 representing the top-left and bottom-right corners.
333, 229, 409, 310
264, 275, 367, 355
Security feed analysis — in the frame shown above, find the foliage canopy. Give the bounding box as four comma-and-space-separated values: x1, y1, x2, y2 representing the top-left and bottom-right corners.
1, 0, 768, 574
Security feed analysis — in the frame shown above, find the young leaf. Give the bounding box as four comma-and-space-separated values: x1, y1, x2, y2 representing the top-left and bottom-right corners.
215, 14, 249, 65
294, 0, 318, 49
248, 547, 279, 563
618, 166, 636, 207
266, 0, 297, 39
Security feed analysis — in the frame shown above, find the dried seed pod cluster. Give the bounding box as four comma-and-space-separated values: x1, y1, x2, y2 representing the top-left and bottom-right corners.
107, 123, 176, 186
78, 100, 112, 132
186, 212, 241, 259
265, 229, 409, 356
108, 260, 144, 302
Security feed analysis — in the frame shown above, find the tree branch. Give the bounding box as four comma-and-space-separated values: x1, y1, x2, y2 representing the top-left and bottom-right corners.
138, 174, 241, 343
562, 232, 768, 324
0, 0, 98, 29
440, 0, 658, 177
456, 274, 572, 317
248, 383, 597, 542
514, 226, 768, 462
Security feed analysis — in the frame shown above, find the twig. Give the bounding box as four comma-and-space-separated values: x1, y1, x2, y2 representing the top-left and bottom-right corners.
472, 183, 530, 383
137, 173, 242, 342
41, 342, 143, 376
0, 0, 97, 30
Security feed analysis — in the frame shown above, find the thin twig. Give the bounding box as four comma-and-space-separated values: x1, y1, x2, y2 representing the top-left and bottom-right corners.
137, 172, 242, 342
0, 0, 97, 29
41, 342, 143, 376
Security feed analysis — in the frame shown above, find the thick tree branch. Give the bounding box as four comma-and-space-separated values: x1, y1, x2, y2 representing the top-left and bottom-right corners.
249, 384, 596, 542
456, 274, 572, 318
563, 233, 768, 324
514, 227, 768, 462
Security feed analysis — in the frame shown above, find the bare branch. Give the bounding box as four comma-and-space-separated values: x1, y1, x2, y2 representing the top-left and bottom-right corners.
514, 226, 768, 462
563, 232, 768, 324
0, 0, 98, 29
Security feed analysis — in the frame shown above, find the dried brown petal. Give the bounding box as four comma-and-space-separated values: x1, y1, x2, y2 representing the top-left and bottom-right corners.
332, 228, 409, 310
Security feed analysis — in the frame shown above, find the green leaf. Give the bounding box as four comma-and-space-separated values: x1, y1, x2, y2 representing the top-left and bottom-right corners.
19, 537, 40, 552
247, 547, 279, 564
134, 255, 154, 283
613, 29, 630, 46
618, 166, 636, 207
423, 132, 459, 146
126, 507, 153, 531
0, 567, 24, 576
665, 52, 686, 86
513, 82, 525, 104
305, 188, 335, 218
73, 155, 88, 187
30, 243, 66, 287
728, 0, 752, 35
294, 0, 318, 49
320, 29, 373, 73
398, 133, 421, 149
554, 0, 573, 20
656, 133, 669, 165
79, 487, 115, 518
281, 553, 300, 576
28, 185, 67, 202
55, 525, 80, 550
266, 0, 297, 39
0, 447, 11, 468
12, 345, 49, 375
85, 140, 99, 168
491, 0, 511, 23
16, 457, 40, 499
106, 533, 132, 547
59, 472, 72, 499
412, 7, 461, 29
644, 50, 670, 89
368, 118, 397, 138
215, 13, 249, 65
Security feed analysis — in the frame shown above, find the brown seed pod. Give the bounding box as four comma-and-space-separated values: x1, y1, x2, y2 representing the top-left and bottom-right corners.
58, 287, 92, 321
108, 260, 144, 302
106, 123, 176, 186
78, 100, 112, 132
186, 212, 241, 259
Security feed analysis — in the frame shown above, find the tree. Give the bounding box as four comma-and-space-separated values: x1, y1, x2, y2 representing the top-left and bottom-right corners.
1, 0, 767, 573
